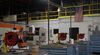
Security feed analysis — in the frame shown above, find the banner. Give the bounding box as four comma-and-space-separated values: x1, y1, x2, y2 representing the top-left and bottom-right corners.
75, 6, 83, 22
3, 15, 17, 22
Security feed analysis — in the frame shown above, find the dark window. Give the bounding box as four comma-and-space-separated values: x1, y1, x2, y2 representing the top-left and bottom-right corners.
53, 29, 59, 34
69, 27, 79, 40
35, 28, 40, 35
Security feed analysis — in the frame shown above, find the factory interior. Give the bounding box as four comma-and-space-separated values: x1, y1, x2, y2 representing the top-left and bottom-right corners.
0, 0, 100, 55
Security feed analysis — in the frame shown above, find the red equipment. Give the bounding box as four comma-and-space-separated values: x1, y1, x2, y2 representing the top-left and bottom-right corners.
58, 33, 67, 41
77, 33, 85, 39
4, 32, 18, 46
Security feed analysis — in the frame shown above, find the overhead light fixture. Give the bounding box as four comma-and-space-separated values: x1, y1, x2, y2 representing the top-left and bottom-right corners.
57, 7, 61, 12
22, 12, 27, 15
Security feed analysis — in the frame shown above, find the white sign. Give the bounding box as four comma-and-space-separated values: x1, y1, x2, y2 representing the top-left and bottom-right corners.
3, 15, 17, 22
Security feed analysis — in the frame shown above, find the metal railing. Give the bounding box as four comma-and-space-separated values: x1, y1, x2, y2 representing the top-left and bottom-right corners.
17, 3, 100, 21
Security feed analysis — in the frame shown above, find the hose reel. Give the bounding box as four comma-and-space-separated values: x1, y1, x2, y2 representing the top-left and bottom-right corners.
4, 32, 18, 46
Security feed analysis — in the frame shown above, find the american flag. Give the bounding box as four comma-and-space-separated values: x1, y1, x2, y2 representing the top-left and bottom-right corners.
75, 6, 83, 22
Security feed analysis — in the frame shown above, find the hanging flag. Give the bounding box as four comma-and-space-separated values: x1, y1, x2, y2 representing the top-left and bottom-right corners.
74, 6, 83, 22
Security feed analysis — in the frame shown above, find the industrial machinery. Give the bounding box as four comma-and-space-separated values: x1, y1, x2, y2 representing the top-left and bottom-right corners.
0, 23, 35, 54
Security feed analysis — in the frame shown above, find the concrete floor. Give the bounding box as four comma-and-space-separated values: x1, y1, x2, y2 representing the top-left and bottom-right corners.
0, 50, 43, 55
1, 51, 100, 55
0, 50, 31, 55
0, 45, 39, 55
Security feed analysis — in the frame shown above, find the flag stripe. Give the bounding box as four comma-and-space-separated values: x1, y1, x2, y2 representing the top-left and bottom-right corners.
75, 6, 83, 22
